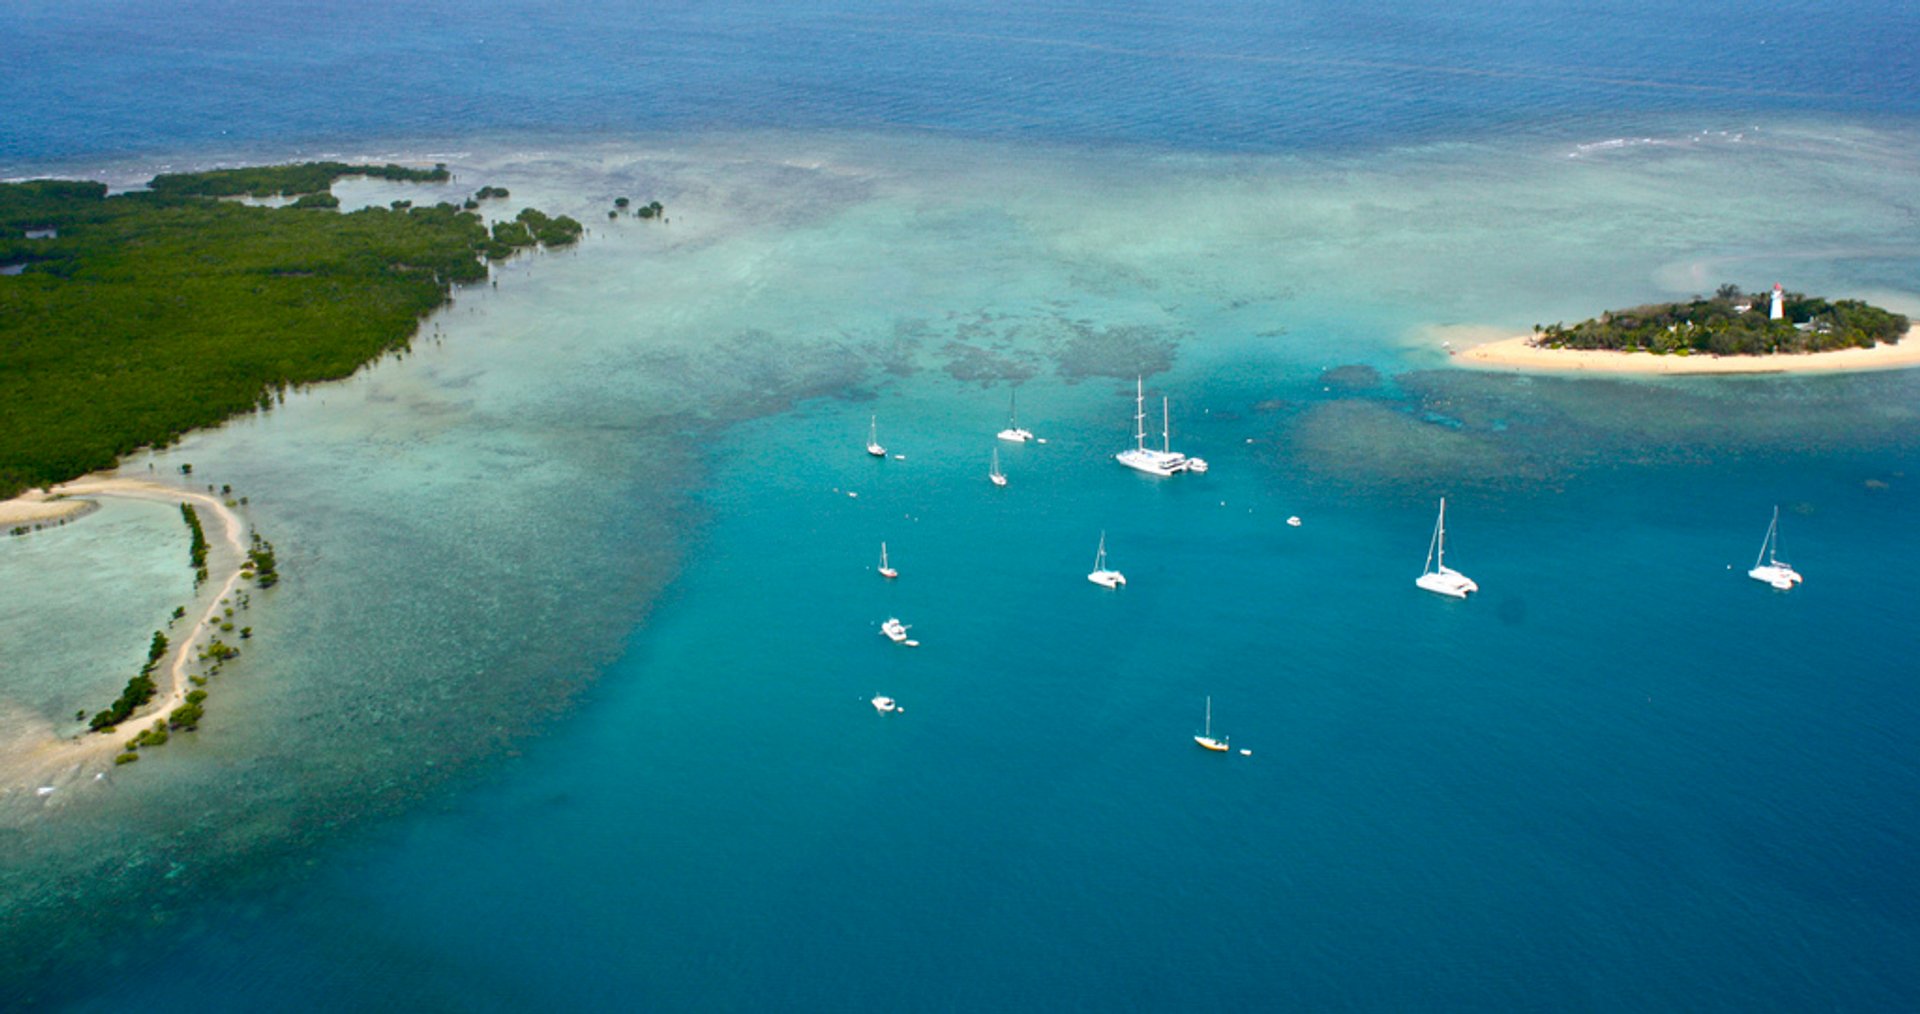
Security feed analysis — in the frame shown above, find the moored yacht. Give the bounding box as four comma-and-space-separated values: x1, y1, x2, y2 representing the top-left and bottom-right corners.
1087, 531, 1126, 588
1747, 505, 1803, 590
877, 541, 898, 579
1415, 497, 1478, 598
997, 389, 1036, 443
866, 415, 887, 458
1195, 696, 1230, 752
989, 446, 1008, 487
1115, 379, 1206, 475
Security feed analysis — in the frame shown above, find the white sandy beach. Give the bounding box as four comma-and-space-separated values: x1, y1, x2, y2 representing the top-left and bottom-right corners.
0, 478, 251, 807
1451, 325, 1920, 375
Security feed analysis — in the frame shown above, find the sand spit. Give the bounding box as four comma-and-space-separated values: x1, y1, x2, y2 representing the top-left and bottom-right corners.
0, 478, 251, 813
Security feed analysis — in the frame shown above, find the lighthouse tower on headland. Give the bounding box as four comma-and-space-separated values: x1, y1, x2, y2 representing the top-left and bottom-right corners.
1769, 283, 1785, 320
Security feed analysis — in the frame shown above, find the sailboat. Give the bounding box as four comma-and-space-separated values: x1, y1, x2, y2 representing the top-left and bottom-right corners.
997, 389, 1035, 443
865, 415, 887, 458
1194, 696, 1229, 752
877, 541, 898, 579
1115, 378, 1205, 475
1087, 531, 1126, 588
1747, 506, 1803, 590
989, 446, 1008, 487
1415, 497, 1478, 598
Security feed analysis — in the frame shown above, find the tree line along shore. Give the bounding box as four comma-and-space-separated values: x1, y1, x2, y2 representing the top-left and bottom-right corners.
0, 161, 610, 500
1532, 284, 1908, 357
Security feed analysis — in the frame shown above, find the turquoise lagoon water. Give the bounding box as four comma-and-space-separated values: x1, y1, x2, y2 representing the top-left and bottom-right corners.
4, 0, 1920, 1008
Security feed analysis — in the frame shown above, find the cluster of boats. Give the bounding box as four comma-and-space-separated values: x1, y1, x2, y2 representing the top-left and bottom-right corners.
858, 378, 1804, 731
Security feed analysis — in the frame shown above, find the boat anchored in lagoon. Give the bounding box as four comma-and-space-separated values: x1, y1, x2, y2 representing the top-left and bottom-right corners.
877, 541, 898, 579
1115, 378, 1207, 477
1087, 531, 1126, 588
1748, 506, 1803, 590
880, 617, 919, 647
989, 446, 1007, 487
866, 415, 887, 458
1415, 498, 1478, 599
1195, 696, 1230, 752
997, 389, 1036, 443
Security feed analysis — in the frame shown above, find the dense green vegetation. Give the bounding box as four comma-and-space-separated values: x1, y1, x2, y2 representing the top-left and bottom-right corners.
147, 162, 449, 198
1536, 285, 1909, 356
88, 630, 167, 731
0, 164, 584, 498
182, 503, 208, 581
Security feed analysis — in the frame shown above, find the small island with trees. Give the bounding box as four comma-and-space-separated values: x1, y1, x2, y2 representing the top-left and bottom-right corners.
1534, 285, 1908, 356
1455, 283, 1920, 375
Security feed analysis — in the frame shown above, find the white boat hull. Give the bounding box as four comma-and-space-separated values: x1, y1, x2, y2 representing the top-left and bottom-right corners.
990, 474, 1007, 487
872, 696, 897, 713
997, 428, 1034, 443
1195, 735, 1230, 752
1748, 564, 1802, 590
1116, 449, 1176, 476
1416, 568, 1477, 598
1088, 569, 1126, 588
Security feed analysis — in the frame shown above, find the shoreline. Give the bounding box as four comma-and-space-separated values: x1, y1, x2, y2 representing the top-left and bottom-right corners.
0, 477, 251, 809
1450, 324, 1920, 375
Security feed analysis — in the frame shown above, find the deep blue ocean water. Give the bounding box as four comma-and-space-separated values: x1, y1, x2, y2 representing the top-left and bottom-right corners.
5, 1, 1920, 1010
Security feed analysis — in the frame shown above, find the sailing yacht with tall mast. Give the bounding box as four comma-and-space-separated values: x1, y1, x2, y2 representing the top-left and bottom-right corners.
1194, 696, 1229, 752
1747, 506, 1803, 590
1115, 378, 1206, 475
989, 446, 1008, 486
1415, 498, 1478, 598
1087, 531, 1126, 588
997, 389, 1035, 443
877, 541, 898, 579
865, 415, 887, 458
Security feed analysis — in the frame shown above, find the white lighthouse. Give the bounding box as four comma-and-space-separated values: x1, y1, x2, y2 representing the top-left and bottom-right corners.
1769, 283, 1784, 321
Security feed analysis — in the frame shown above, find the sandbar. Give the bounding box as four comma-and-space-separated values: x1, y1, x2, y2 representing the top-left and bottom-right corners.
1451, 325, 1920, 375
0, 490, 98, 530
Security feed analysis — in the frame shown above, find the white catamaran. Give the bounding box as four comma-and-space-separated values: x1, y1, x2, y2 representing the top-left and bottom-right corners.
997, 389, 1035, 443
1087, 531, 1126, 588
866, 415, 887, 458
1415, 497, 1478, 599
1116, 378, 1206, 476
1194, 696, 1229, 752
1748, 506, 1803, 590
989, 446, 1008, 487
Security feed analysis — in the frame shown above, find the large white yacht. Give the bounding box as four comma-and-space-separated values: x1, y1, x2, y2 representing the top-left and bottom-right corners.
1115, 378, 1207, 476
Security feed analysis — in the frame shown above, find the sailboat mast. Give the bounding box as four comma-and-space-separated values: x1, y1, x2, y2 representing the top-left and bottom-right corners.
1204, 696, 1212, 737
1133, 378, 1147, 450
1010, 388, 1018, 428
1756, 507, 1777, 569
1436, 498, 1447, 569
1162, 396, 1171, 453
